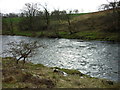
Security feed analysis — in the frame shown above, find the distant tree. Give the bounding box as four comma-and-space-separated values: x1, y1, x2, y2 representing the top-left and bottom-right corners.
23, 3, 40, 17
2, 18, 14, 35
23, 3, 40, 30
101, 0, 120, 10
36, 11, 44, 16
51, 9, 62, 23
100, 0, 120, 32
73, 9, 79, 14
20, 13, 25, 17
3, 41, 43, 64
63, 10, 75, 34
52, 9, 77, 34
50, 9, 61, 37
40, 3, 50, 30
19, 3, 46, 31
8, 13, 18, 17
2, 13, 18, 18
19, 3, 51, 31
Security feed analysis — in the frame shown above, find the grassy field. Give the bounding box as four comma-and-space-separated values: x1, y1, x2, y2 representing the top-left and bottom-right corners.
3, 17, 21, 23
2, 57, 120, 88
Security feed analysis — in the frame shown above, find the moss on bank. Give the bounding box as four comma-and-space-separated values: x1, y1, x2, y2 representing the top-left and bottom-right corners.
2, 57, 120, 88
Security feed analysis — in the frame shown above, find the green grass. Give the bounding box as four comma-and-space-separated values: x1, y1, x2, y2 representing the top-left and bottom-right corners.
14, 31, 33, 36
3, 17, 21, 23
3, 28, 119, 42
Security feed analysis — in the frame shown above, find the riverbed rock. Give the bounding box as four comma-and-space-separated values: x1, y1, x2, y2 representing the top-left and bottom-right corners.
53, 68, 68, 76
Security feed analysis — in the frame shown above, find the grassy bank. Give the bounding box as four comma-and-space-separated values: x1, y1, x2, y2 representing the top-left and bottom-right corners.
2, 57, 120, 88
2, 10, 120, 42
2, 30, 120, 42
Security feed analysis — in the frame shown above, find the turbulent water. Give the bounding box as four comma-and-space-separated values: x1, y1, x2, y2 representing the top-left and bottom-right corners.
1, 35, 120, 82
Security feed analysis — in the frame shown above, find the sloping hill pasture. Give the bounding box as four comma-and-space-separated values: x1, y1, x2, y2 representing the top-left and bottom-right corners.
2, 9, 120, 41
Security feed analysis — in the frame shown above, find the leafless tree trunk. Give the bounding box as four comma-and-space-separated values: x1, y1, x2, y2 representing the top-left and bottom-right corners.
21, 3, 41, 30
3, 41, 43, 65
40, 4, 50, 30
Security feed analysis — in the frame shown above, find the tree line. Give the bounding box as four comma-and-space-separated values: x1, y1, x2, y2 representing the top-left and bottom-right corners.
2, 3, 80, 35
100, 0, 120, 32
2, 0, 120, 36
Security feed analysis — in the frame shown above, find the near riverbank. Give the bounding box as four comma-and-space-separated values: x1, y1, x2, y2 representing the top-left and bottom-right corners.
2, 57, 120, 88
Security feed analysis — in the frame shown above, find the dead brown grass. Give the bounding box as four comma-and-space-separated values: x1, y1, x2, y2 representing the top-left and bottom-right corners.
2, 57, 120, 88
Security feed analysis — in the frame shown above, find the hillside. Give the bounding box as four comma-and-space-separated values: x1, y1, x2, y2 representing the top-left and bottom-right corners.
2, 9, 120, 41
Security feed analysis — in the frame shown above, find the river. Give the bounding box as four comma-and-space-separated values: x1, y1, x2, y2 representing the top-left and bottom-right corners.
1, 35, 120, 82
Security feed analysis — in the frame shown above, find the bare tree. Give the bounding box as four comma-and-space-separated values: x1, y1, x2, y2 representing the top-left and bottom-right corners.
100, 0, 120, 32
23, 3, 40, 17
8, 13, 18, 18
3, 41, 43, 64
20, 3, 50, 31
51, 9, 73, 34
40, 3, 50, 30
63, 10, 75, 34
20, 3, 41, 31
52, 9, 76, 34
50, 9, 64, 37
51, 9, 62, 23
73, 9, 79, 14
